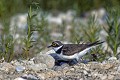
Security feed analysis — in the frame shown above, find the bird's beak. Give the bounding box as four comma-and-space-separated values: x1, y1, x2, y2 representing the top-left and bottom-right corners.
47, 45, 52, 48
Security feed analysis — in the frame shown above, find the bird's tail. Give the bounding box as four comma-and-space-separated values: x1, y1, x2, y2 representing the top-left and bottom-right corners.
88, 40, 105, 47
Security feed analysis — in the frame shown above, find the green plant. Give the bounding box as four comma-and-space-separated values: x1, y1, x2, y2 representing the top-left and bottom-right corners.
1, 35, 14, 62
34, 12, 51, 51
81, 15, 101, 42
27, 5, 51, 53
103, 7, 120, 57
22, 2, 51, 58
71, 15, 106, 62
0, 0, 26, 20
71, 15, 101, 43
82, 16, 106, 62
23, 5, 36, 59
0, 21, 14, 62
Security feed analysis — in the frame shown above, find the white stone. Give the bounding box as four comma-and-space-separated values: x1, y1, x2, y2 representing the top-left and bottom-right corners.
28, 63, 47, 71
117, 65, 120, 72
14, 77, 26, 80
16, 66, 25, 72
108, 57, 117, 61
34, 54, 55, 68
83, 70, 88, 75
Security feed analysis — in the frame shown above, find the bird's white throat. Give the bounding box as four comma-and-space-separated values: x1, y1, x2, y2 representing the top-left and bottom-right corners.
53, 45, 63, 52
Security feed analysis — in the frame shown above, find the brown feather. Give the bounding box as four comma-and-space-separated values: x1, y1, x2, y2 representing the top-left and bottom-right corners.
62, 41, 104, 56
62, 44, 88, 56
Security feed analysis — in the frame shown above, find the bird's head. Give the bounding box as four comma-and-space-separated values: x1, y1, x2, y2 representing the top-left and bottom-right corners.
48, 41, 63, 48
48, 41, 63, 52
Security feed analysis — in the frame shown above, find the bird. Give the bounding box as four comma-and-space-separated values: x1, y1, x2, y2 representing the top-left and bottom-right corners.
48, 40, 104, 61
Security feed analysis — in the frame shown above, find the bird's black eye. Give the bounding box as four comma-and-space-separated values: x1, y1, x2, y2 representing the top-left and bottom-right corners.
52, 42, 57, 47
52, 42, 57, 46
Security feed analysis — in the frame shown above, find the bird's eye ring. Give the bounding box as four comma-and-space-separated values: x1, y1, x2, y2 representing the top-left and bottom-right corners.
52, 42, 57, 46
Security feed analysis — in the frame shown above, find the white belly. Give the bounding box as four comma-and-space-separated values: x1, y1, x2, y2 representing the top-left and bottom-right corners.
57, 47, 92, 61
57, 53, 78, 61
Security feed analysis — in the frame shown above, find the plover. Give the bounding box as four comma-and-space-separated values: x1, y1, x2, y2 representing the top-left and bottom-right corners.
48, 40, 104, 61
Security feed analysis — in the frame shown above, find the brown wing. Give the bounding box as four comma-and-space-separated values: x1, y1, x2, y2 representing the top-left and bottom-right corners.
62, 44, 89, 56
62, 41, 104, 56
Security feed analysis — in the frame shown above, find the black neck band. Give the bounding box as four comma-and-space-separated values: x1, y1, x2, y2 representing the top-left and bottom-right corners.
56, 46, 63, 54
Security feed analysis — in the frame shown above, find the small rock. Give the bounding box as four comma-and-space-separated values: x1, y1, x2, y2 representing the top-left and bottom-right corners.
51, 77, 59, 80
11, 60, 22, 66
28, 63, 47, 71
61, 63, 69, 68
107, 75, 114, 80
37, 74, 45, 80
70, 68, 75, 71
0, 62, 15, 72
117, 65, 120, 72
114, 74, 120, 80
21, 74, 40, 80
108, 57, 117, 61
80, 78, 84, 80
34, 54, 55, 68
14, 77, 26, 80
14, 74, 40, 80
16, 66, 25, 72
52, 66, 63, 71
27, 60, 34, 65
101, 75, 107, 80
0, 75, 4, 79
102, 63, 114, 70
83, 70, 88, 75
103, 57, 119, 68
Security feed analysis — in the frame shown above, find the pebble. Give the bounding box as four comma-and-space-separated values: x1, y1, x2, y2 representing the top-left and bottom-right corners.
16, 66, 25, 72
34, 54, 55, 68
14, 74, 40, 80
117, 65, 120, 72
0, 62, 15, 72
28, 63, 47, 71
108, 57, 117, 61
101, 75, 107, 80
83, 70, 88, 75
14, 77, 26, 80
0, 56, 120, 79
